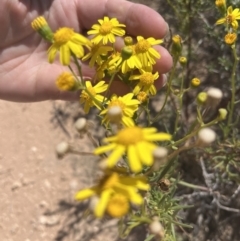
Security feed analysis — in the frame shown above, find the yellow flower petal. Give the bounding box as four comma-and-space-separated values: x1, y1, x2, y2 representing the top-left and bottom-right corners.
60, 45, 70, 65
122, 116, 135, 127
128, 145, 142, 172
113, 184, 143, 205
94, 143, 117, 155
120, 176, 150, 191
48, 45, 58, 63
145, 133, 172, 141
75, 187, 97, 200
136, 142, 154, 166
107, 145, 126, 167
94, 189, 112, 218
215, 18, 226, 25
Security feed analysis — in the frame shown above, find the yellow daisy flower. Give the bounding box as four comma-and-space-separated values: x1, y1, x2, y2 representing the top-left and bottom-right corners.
109, 46, 142, 74
96, 52, 120, 80
224, 32, 237, 45
129, 69, 159, 95
216, 6, 240, 29
75, 171, 150, 218
48, 27, 90, 65
80, 81, 108, 113
87, 16, 126, 45
56, 72, 77, 91
94, 126, 171, 172
82, 42, 113, 67
100, 93, 140, 127
137, 91, 148, 103
135, 36, 163, 67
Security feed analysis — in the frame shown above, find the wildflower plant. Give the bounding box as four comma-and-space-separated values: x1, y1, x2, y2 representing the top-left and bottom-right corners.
31, 1, 240, 239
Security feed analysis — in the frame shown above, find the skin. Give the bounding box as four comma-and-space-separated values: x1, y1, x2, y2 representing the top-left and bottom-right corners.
0, 0, 172, 102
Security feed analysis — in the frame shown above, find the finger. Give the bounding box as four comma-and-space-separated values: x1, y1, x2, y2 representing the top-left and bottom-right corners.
153, 45, 173, 74
77, 0, 168, 38
106, 0, 168, 38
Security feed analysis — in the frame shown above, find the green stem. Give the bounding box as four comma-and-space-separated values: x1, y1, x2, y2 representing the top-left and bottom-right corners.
170, 178, 208, 191
173, 66, 186, 137
72, 54, 83, 82
226, 45, 239, 137
171, 117, 218, 147
151, 57, 178, 124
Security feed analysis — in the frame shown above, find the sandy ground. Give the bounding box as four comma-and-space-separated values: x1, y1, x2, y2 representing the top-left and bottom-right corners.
0, 100, 119, 241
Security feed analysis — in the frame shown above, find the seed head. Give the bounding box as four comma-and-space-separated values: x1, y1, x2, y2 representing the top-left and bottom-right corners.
198, 128, 216, 145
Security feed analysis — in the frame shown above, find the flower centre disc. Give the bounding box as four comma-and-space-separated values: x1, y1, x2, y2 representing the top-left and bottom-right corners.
54, 27, 74, 44
117, 127, 143, 145
99, 22, 113, 35
106, 194, 129, 217
140, 73, 154, 85
135, 40, 151, 53
226, 15, 233, 24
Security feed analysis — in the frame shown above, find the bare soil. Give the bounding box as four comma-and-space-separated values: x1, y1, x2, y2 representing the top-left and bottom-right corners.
0, 100, 119, 241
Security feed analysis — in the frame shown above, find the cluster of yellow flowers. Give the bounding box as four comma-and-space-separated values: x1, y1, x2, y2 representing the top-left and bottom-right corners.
31, 16, 171, 218
215, 0, 240, 45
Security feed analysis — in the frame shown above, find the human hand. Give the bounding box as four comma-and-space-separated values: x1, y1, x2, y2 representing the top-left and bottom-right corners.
0, 0, 172, 102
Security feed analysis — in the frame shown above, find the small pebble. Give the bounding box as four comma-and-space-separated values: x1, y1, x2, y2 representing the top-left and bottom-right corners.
11, 182, 22, 191
39, 200, 49, 209
39, 215, 60, 226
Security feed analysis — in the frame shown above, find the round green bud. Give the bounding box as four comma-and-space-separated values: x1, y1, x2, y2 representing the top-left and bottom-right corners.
197, 92, 208, 105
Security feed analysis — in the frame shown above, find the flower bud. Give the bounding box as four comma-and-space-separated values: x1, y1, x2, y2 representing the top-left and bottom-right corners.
218, 108, 227, 120
215, 0, 226, 14
191, 78, 201, 88
206, 87, 223, 106
215, 0, 225, 7
107, 106, 123, 124
149, 218, 164, 239
152, 147, 168, 171
198, 128, 216, 145
74, 118, 87, 132
153, 147, 168, 160
225, 33, 237, 45
197, 92, 207, 105
121, 46, 133, 60
179, 56, 187, 66
56, 141, 69, 159
124, 36, 133, 46
171, 35, 182, 56
31, 16, 53, 42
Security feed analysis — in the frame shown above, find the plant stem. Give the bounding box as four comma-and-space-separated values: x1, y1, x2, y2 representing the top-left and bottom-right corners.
225, 45, 239, 137
151, 57, 178, 124
173, 65, 186, 137
170, 178, 208, 191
